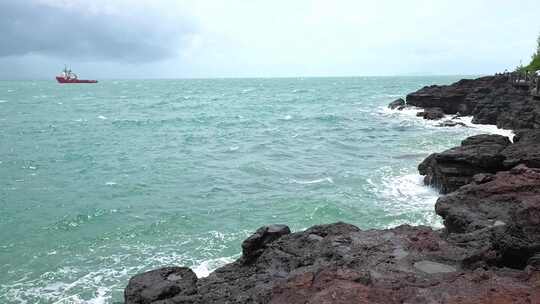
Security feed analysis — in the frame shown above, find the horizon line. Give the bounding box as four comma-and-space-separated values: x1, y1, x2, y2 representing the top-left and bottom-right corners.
0, 74, 485, 81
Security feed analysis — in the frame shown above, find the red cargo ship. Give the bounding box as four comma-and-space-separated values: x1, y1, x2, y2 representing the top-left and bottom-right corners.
56, 66, 98, 84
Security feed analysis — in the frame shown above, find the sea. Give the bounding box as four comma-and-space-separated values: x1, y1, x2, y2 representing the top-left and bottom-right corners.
0, 77, 513, 303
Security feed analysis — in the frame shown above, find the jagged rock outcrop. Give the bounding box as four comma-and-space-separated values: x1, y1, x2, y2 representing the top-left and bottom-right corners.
388, 98, 406, 110
436, 165, 540, 270
436, 120, 468, 128
418, 134, 511, 194
125, 267, 198, 304
391, 75, 540, 129
416, 107, 445, 120
502, 129, 540, 168
125, 222, 540, 304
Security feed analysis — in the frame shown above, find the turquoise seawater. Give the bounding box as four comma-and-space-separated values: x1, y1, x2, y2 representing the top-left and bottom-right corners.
0, 77, 511, 303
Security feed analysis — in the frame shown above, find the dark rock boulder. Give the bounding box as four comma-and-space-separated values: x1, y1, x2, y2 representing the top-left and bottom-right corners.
416, 107, 445, 120
241, 224, 291, 263
436, 165, 540, 269
418, 134, 511, 193
125, 267, 198, 304
388, 98, 406, 110
125, 223, 540, 304
436, 120, 468, 128
502, 129, 540, 169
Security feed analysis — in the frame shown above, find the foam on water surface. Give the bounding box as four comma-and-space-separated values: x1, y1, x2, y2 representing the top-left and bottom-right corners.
1, 76, 490, 303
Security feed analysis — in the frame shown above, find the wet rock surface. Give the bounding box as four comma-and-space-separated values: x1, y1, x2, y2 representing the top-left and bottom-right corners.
418, 134, 511, 194
416, 107, 445, 120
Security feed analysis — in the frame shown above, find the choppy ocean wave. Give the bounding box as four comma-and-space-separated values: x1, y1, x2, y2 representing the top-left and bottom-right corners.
1, 76, 492, 303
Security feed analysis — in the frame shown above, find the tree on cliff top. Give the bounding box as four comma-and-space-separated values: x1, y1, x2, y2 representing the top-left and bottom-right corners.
523, 32, 540, 72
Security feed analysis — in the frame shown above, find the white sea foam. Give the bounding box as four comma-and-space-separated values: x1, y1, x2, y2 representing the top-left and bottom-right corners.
105, 181, 117, 186
192, 256, 237, 278
283, 114, 292, 120
98, 115, 107, 120
292, 177, 334, 185
0, 100, 8, 103
369, 167, 442, 228
229, 146, 239, 152
379, 106, 514, 138
454, 116, 514, 139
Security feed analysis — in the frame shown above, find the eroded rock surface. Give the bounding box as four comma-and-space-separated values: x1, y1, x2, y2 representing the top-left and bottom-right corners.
502, 129, 540, 169
388, 98, 406, 110
125, 223, 539, 304
403, 75, 540, 129
416, 107, 445, 120
418, 134, 511, 193
435, 165, 540, 269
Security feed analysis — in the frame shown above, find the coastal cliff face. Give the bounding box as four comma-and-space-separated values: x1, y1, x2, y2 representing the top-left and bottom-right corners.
124, 76, 540, 303
406, 75, 540, 129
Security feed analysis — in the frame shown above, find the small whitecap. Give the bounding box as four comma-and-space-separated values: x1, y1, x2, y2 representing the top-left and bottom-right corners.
98, 115, 107, 120
0, 100, 8, 103
229, 146, 239, 152
292, 177, 334, 185
283, 115, 292, 120
105, 181, 117, 186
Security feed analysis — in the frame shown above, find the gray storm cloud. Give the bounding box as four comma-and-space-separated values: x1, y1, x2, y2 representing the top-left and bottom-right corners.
0, 1, 195, 62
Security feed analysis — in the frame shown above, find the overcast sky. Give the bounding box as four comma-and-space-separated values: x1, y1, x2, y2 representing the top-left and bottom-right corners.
1, 0, 540, 79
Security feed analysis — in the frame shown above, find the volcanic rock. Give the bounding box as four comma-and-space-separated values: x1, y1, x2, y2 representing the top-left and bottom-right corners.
388, 98, 406, 110
125, 267, 198, 304
406, 75, 540, 129
416, 107, 445, 120
436, 120, 468, 127
501, 129, 540, 169
241, 224, 291, 263
436, 165, 540, 269
418, 134, 511, 193
125, 223, 540, 304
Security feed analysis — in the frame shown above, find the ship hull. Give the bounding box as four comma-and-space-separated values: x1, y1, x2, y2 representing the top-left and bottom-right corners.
56, 77, 98, 84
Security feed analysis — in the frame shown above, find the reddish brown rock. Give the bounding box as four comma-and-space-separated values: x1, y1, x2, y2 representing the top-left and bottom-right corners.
436, 165, 540, 269
124, 223, 540, 304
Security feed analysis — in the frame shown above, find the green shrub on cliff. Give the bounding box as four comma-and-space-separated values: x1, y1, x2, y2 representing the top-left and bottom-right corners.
521, 33, 540, 72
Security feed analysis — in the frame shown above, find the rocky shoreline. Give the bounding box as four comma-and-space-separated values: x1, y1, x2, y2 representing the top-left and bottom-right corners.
124, 75, 540, 303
